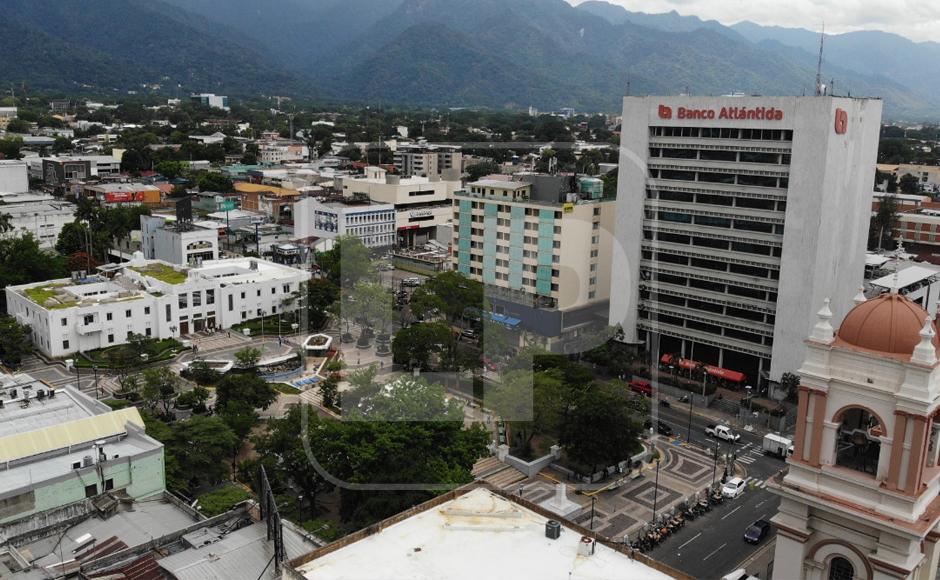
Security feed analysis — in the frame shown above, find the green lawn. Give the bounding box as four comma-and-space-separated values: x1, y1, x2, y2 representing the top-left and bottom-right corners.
76, 338, 185, 368
271, 382, 301, 394
130, 263, 188, 284
24, 285, 74, 309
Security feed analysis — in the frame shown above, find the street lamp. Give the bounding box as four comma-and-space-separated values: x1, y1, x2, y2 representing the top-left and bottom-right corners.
92, 365, 99, 399
711, 440, 721, 489
651, 457, 661, 525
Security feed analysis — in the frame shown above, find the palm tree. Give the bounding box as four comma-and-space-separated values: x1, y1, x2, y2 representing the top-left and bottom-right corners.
0, 212, 12, 234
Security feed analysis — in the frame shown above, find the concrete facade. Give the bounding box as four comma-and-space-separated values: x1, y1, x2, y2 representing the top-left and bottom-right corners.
452, 180, 614, 348
770, 295, 940, 580
0, 160, 28, 193
1, 201, 76, 250
293, 197, 396, 249
0, 381, 165, 525
141, 215, 219, 266
610, 95, 882, 383
5, 256, 310, 358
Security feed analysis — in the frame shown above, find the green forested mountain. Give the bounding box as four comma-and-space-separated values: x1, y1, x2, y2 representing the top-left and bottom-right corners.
1, 0, 938, 118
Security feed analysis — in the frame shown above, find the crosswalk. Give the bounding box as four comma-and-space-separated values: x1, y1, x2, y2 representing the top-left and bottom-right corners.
744, 475, 768, 489
736, 443, 766, 466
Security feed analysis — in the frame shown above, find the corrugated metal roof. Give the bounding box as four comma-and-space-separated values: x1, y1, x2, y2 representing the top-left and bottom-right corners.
0, 407, 144, 463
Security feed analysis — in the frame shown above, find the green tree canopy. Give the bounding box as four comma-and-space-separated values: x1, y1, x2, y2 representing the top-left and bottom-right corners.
560, 386, 642, 474
0, 316, 31, 368
391, 322, 454, 369
233, 346, 262, 369
215, 373, 277, 410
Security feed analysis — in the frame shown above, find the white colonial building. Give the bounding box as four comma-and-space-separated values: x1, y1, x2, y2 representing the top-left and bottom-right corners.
5, 255, 310, 358
771, 290, 940, 580
140, 215, 219, 266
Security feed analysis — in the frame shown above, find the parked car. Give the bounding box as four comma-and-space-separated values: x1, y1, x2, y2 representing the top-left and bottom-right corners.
643, 419, 674, 437
402, 277, 423, 287
743, 519, 772, 544
461, 328, 477, 340
722, 477, 746, 499
706, 424, 741, 442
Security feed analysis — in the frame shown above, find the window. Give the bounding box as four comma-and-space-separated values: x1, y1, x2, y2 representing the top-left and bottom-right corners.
193, 291, 202, 307
828, 557, 854, 580
106, 312, 113, 321
241, 291, 246, 299
62, 339, 69, 350
271, 287, 276, 295
145, 327, 152, 337
283, 284, 290, 294
206, 290, 215, 305
61, 318, 67, 327
84, 484, 98, 498
144, 306, 150, 315
179, 293, 188, 309
107, 334, 114, 344
125, 309, 131, 318
257, 289, 261, 297
228, 294, 234, 311
104, 479, 114, 491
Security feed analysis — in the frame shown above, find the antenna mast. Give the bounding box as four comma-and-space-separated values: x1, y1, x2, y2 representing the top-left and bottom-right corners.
815, 24, 825, 96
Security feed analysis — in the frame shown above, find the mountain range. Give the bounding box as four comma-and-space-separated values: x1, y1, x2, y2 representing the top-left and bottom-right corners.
1, 0, 938, 119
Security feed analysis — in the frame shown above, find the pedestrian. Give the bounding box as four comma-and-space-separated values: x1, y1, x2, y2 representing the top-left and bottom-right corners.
227, 331, 231, 338
357, 356, 361, 365
380, 361, 384, 369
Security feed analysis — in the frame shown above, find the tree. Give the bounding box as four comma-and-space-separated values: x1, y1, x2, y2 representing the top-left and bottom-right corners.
466, 160, 499, 181
0, 137, 23, 160
196, 172, 235, 193
5, 118, 30, 133
420, 271, 484, 321
0, 213, 11, 234
0, 316, 31, 367
242, 143, 260, 165
339, 146, 362, 161
317, 235, 374, 287
234, 346, 262, 369
779, 372, 801, 401
176, 386, 210, 413
215, 373, 277, 410
154, 160, 187, 180
141, 366, 181, 416
487, 368, 566, 454
560, 386, 642, 474
870, 195, 898, 251
167, 415, 238, 491
319, 374, 339, 410
352, 376, 464, 422
899, 173, 921, 195
0, 233, 67, 313
306, 279, 339, 330
391, 322, 454, 369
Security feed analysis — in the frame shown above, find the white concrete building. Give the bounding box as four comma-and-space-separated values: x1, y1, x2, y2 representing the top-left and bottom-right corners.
339, 166, 461, 247
189, 93, 229, 111
6, 256, 310, 357
0, 107, 17, 130
610, 95, 883, 383
140, 215, 219, 266
1, 200, 76, 249
290, 487, 675, 580
0, 160, 28, 193
259, 141, 309, 164
393, 143, 462, 177
0, 378, 164, 525
770, 293, 940, 580
293, 197, 395, 249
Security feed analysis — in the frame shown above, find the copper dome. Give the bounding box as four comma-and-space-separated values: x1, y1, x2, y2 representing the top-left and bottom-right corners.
836, 292, 938, 356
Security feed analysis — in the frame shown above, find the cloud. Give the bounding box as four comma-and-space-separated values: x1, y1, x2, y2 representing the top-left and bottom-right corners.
568, 0, 940, 43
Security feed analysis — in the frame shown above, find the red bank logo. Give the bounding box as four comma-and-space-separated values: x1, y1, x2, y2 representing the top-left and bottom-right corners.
834, 108, 848, 134
658, 105, 672, 119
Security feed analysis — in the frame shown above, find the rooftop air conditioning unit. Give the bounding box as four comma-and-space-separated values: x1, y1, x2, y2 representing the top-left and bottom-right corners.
545, 520, 561, 540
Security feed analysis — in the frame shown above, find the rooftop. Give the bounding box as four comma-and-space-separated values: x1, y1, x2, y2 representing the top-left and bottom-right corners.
292, 487, 676, 580
469, 179, 531, 190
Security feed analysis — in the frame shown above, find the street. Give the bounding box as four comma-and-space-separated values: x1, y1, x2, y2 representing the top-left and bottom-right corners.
649, 400, 789, 578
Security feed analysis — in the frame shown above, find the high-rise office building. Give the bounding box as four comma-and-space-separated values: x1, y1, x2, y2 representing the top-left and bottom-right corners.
609, 96, 882, 383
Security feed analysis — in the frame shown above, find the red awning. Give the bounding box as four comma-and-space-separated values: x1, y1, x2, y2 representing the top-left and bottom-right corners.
659, 354, 746, 383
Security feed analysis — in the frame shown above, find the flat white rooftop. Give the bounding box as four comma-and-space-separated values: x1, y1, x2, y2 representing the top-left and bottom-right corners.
0, 376, 97, 439
871, 263, 940, 290
293, 488, 673, 580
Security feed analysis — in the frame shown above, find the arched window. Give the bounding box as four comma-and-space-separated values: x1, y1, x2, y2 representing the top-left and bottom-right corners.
828, 556, 854, 580
834, 407, 881, 475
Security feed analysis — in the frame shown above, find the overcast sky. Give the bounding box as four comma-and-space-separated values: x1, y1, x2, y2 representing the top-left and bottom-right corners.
568, 0, 940, 43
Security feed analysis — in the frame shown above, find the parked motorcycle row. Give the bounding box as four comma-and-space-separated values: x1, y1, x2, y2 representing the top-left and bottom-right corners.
628, 486, 725, 553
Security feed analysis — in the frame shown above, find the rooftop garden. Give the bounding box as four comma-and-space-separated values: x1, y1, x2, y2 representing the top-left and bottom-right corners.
130, 263, 188, 284
24, 284, 74, 309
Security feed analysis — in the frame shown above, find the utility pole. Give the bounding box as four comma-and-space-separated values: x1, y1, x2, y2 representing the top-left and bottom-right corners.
651, 458, 661, 524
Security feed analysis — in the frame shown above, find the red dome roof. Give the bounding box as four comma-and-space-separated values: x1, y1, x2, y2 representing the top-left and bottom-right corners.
836, 293, 938, 356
